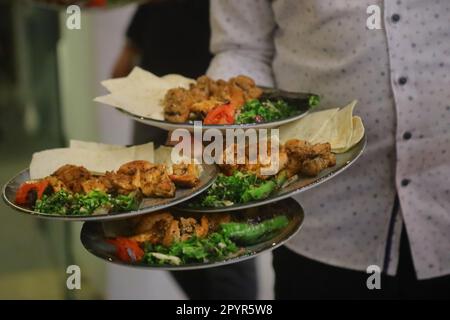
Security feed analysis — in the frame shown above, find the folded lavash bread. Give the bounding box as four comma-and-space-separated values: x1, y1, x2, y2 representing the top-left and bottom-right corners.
279, 100, 364, 153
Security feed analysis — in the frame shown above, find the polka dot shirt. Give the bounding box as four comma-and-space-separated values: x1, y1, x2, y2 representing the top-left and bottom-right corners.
207, 0, 450, 280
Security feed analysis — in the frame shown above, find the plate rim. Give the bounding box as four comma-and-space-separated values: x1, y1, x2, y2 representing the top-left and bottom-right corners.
177, 134, 367, 213
2, 164, 219, 221
114, 88, 317, 131
120, 107, 311, 131
80, 198, 305, 270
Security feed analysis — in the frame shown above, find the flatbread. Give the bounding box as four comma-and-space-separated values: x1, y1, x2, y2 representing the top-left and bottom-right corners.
154, 145, 174, 166
279, 100, 363, 153
30, 142, 154, 179
311, 100, 357, 149
69, 140, 124, 150
94, 67, 194, 120
332, 116, 365, 153
279, 108, 339, 144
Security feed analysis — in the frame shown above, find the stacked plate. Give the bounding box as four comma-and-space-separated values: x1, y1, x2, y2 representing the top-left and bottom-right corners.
2, 86, 366, 270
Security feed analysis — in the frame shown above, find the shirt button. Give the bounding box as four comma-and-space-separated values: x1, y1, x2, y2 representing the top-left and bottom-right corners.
392, 14, 401, 22
401, 179, 410, 187
403, 132, 412, 140
398, 77, 408, 85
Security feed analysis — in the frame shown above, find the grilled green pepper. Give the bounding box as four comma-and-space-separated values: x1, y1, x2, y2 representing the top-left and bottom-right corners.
220, 215, 289, 245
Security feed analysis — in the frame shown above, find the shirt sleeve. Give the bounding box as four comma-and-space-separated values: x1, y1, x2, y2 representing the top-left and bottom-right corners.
207, 0, 276, 87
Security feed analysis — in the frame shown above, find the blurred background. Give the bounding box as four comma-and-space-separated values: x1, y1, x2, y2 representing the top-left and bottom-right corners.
0, 0, 274, 299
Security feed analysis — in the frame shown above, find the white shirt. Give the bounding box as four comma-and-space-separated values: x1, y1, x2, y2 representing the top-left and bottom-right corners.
207, 0, 450, 279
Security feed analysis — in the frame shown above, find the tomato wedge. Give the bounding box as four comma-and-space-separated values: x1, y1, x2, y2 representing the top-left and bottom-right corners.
107, 238, 144, 263
15, 180, 50, 206
204, 104, 235, 125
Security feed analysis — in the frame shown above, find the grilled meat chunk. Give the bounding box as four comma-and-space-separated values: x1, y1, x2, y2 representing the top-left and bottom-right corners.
52, 164, 91, 193
169, 163, 200, 188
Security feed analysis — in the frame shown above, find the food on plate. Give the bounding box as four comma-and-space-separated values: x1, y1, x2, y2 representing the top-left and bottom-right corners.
279, 100, 364, 153
105, 208, 289, 265
95, 67, 318, 125
190, 171, 283, 208
235, 99, 298, 124
29, 142, 154, 180
15, 159, 201, 216
163, 75, 262, 123
169, 163, 200, 188
190, 138, 335, 208
95, 67, 194, 121
219, 137, 288, 179
283, 139, 336, 177
34, 190, 140, 216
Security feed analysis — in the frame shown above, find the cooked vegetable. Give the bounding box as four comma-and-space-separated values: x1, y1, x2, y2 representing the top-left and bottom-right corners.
235, 99, 297, 124
143, 231, 239, 264
107, 237, 145, 263
34, 190, 140, 216
15, 180, 50, 206
204, 103, 235, 125
240, 180, 276, 203
220, 215, 289, 245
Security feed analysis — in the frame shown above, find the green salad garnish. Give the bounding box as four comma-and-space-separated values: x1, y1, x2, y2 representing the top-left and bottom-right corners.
235, 99, 296, 124
235, 95, 320, 124
142, 215, 289, 265
308, 94, 320, 109
143, 232, 239, 265
190, 171, 287, 208
35, 190, 140, 216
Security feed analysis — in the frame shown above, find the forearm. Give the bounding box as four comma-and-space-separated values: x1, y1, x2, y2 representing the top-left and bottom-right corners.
111, 40, 141, 78
207, 0, 276, 87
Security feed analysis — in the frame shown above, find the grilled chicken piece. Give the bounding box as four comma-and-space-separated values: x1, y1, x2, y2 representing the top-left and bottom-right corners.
81, 176, 114, 193
162, 220, 181, 247
163, 88, 192, 123
134, 212, 174, 234
196, 215, 209, 238
284, 139, 331, 161
52, 165, 91, 193
163, 75, 263, 122
130, 212, 174, 244
179, 216, 209, 241
112, 161, 176, 198
169, 163, 200, 188
229, 75, 263, 102
284, 139, 335, 177
43, 176, 66, 193
117, 160, 154, 175
301, 153, 336, 177
190, 99, 223, 115
130, 212, 210, 247
179, 217, 197, 241
140, 165, 176, 198
106, 172, 138, 194
219, 141, 288, 179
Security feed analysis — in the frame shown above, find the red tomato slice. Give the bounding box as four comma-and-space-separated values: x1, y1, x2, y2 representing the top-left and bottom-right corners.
107, 238, 144, 263
15, 180, 49, 206
204, 104, 235, 125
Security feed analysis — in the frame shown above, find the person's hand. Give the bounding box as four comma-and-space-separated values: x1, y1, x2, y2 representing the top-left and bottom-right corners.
111, 41, 140, 78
